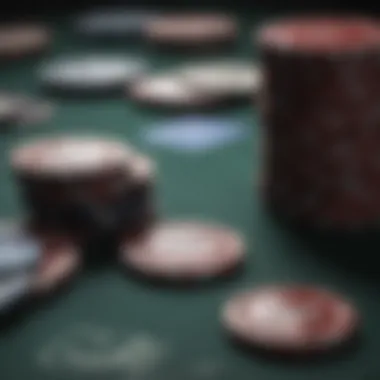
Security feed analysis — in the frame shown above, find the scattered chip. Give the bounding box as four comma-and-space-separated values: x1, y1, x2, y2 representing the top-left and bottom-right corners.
120, 221, 245, 281
142, 116, 247, 152
76, 9, 155, 39
144, 14, 237, 49
180, 61, 262, 101
11, 136, 134, 178
0, 220, 41, 275
129, 74, 221, 110
32, 238, 81, 295
0, 24, 51, 60
39, 55, 147, 94
222, 286, 359, 354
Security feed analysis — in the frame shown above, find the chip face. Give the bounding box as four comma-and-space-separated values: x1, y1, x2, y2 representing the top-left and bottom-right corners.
0, 221, 41, 274
180, 61, 263, 98
129, 74, 219, 109
120, 221, 245, 280
39, 55, 147, 93
222, 286, 359, 353
11, 136, 134, 178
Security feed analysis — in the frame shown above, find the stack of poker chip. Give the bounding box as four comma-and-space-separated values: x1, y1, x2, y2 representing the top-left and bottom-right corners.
256, 16, 380, 229
10, 136, 156, 241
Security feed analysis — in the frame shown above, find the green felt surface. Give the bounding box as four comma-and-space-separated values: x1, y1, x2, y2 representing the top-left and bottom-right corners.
0, 11, 380, 380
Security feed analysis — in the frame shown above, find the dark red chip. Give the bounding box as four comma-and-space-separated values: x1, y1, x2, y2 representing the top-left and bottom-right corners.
222, 286, 359, 353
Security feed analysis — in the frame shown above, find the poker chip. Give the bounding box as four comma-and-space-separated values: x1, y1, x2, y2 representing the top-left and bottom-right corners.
144, 14, 237, 49
0, 273, 32, 313
256, 16, 380, 227
120, 221, 245, 281
221, 286, 359, 353
129, 73, 220, 110
39, 55, 147, 94
0, 220, 41, 274
142, 116, 247, 152
76, 9, 154, 39
180, 61, 263, 101
257, 17, 380, 53
32, 238, 81, 295
11, 136, 134, 178
0, 24, 51, 60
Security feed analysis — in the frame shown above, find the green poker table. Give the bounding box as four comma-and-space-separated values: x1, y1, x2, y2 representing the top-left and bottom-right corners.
0, 10, 380, 380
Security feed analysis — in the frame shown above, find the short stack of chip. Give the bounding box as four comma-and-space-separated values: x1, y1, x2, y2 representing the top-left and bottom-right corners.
256, 16, 380, 229
10, 136, 156, 242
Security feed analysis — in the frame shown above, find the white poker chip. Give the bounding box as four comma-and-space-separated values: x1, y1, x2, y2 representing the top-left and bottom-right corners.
180, 61, 263, 99
129, 73, 220, 109
39, 55, 147, 93
0, 273, 31, 313
75, 9, 154, 38
0, 221, 41, 274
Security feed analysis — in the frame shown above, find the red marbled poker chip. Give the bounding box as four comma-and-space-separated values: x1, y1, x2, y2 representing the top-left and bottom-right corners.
120, 221, 245, 281
222, 286, 359, 353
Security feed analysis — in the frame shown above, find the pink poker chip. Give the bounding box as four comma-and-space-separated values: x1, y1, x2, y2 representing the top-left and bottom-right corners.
120, 220, 245, 281
221, 286, 359, 354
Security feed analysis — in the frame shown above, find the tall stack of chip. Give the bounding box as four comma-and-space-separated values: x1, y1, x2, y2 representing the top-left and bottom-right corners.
10, 136, 156, 241
256, 17, 380, 228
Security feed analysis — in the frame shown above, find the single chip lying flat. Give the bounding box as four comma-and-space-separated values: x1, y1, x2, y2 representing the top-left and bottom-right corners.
144, 14, 237, 47
222, 286, 359, 353
76, 9, 154, 38
180, 61, 263, 99
120, 220, 245, 280
129, 74, 220, 109
39, 55, 147, 93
